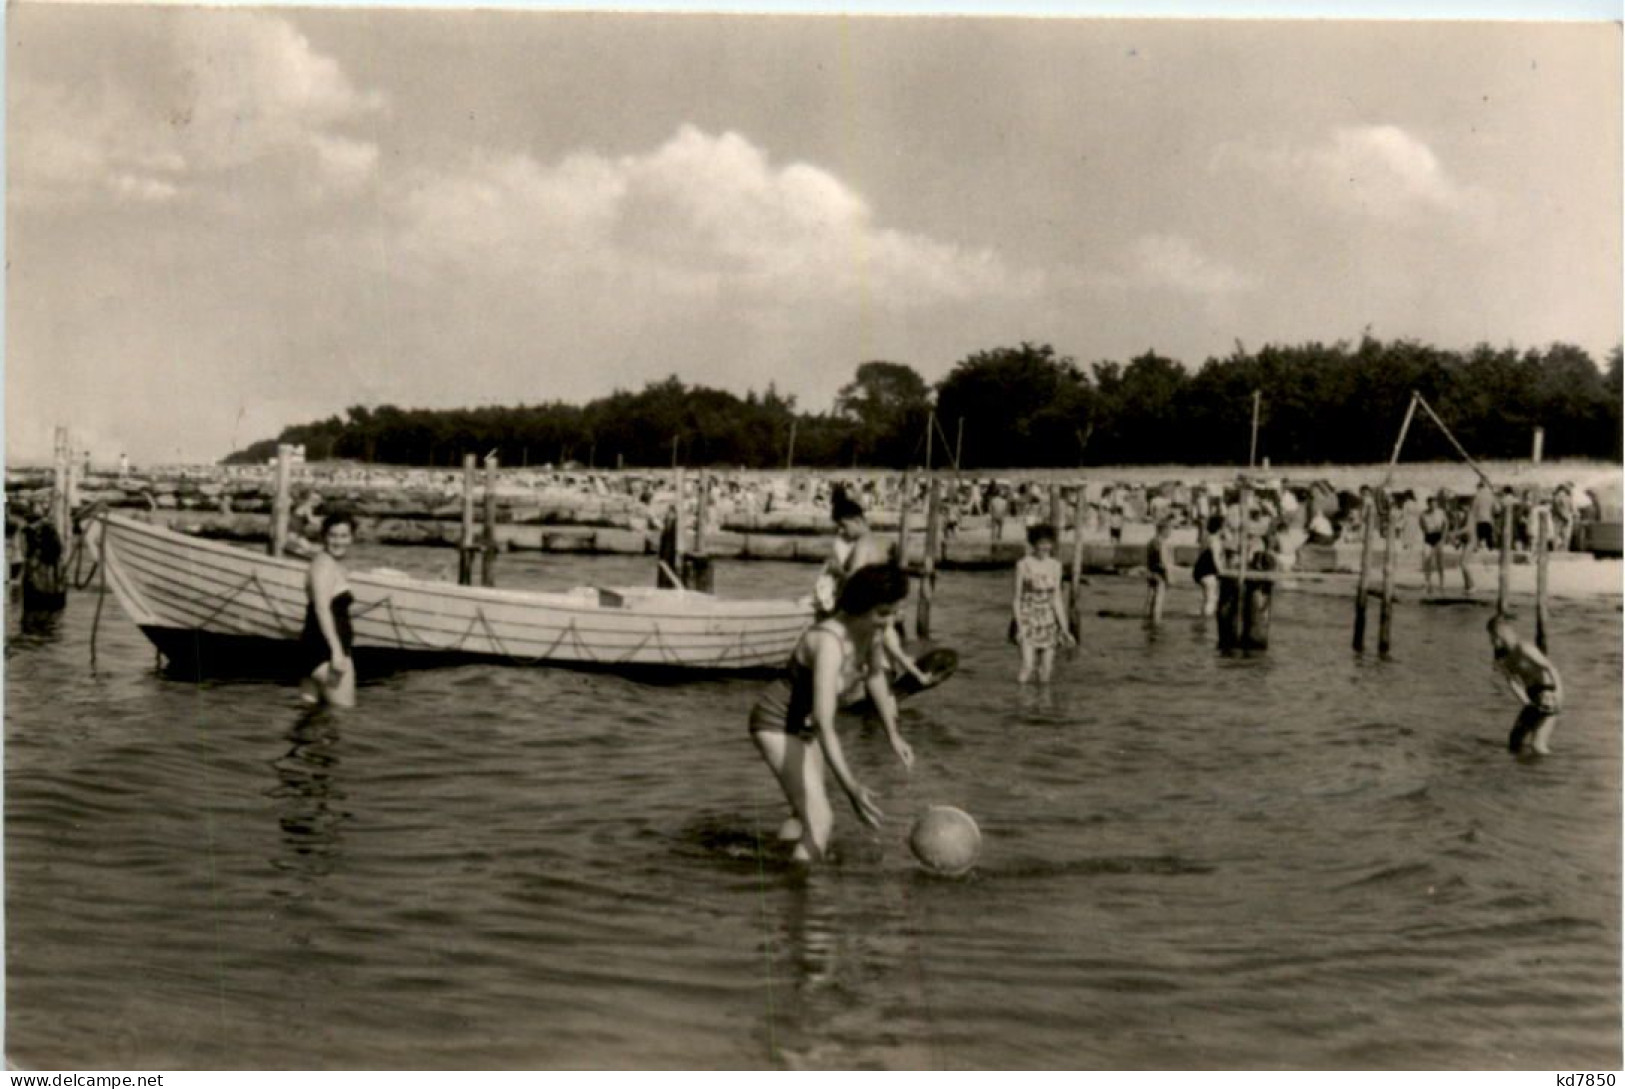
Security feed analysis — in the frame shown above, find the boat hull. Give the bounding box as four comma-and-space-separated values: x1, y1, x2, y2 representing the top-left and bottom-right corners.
136, 625, 785, 682
96, 513, 812, 679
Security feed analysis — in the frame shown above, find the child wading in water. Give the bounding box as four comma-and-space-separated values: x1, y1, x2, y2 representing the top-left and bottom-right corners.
1144, 519, 1174, 624
1487, 613, 1563, 755
1420, 494, 1449, 596
1012, 523, 1074, 682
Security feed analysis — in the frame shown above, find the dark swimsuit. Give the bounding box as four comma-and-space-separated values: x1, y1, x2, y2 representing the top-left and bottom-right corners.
751, 622, 859, 741
299, 590, 354, 673
1146, 539, 1169, 586
750, 653, 818, 740
1524, 683, 1560, 712
1192, 547, 1218, 583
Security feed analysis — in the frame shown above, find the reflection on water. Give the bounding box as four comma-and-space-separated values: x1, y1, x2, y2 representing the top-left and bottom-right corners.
17, 609, 62, 639
6, 589, 63, 648
267, 708, 349, 879
1017, 683, 1059, 720
764, 868, 942, 1071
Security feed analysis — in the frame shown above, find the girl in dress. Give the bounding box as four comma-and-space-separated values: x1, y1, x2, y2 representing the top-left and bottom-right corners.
1012, 524, 1074, 683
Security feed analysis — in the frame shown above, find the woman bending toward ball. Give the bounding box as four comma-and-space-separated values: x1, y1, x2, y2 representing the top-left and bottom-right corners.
298, 513, 357, 709
749, 564, 913, 863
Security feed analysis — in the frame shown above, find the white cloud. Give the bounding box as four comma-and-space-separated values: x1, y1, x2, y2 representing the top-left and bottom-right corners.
1058, 233, 1253, 298
173, 10, 383, 179
110, 173, 181, 204
310, 134, 382, 193
392, 125, 1037, 306
10, 11, 383, 207
10, 81, 189, 206
1214, 124, 1492, 222
1122, 233, 1255, 295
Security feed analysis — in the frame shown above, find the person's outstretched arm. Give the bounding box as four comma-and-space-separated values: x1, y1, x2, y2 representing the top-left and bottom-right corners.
811, 634, 884, 827
307, 558, 349, 678
866, 631, 914, 768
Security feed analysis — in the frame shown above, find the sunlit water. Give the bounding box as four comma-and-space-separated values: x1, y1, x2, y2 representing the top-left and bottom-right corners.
5, 545, 1620, 1069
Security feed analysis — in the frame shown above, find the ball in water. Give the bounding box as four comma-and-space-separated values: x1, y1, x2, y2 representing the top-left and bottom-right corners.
909, 805, 982, 875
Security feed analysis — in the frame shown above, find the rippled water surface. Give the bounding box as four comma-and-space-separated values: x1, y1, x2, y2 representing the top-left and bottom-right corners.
6, 546, 1620, 1069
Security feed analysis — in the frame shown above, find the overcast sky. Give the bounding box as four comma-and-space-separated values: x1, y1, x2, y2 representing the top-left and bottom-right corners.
6, 7, 1619, 463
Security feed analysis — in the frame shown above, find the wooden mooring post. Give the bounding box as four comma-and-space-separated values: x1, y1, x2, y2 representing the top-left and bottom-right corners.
917, 475, 942, 639
480, 453, 499, 587
683, 472, 714, 592
1535, 505, 1551, 653
1378, 498, 1399, 656
896, 470, 912, 567
693, 471, 709, 556
1230, 479, 1251, 649
458, 453, 477, 585
22, 427, 73, 617
1497, 501, 1514, 615
1217, 573, 1273, 651
1069, 484, 1087, 637
1352, 493, 1377, 652
268, 442, 293, 558
659, 465, 685, 589
51, 427, 72, 553
1218, 477, 1274, 651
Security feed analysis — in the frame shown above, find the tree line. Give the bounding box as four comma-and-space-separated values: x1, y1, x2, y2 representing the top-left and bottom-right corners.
225, 336, 1623, 470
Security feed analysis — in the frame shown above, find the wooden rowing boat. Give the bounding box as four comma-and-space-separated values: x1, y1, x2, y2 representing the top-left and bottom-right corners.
93, 512, 813, 678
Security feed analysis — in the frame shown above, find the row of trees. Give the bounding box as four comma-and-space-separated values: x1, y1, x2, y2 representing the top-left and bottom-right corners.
227, 336, 1623, 470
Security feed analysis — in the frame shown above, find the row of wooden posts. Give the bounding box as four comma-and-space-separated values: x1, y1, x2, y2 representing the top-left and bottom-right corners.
268, 439, 1071, 643
18, 426, 79, 617
1351, 494, 1556, 657
1349, 392, 1554, 657
262, 433, 1552, 659
268, 445, 506, 587
261, 442, 1261, 647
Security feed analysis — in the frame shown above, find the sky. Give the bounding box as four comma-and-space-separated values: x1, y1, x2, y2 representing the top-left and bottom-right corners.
5, 5, 1620, 464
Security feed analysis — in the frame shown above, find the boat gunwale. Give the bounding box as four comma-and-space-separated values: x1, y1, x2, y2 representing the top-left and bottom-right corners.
102, 512, 813, 622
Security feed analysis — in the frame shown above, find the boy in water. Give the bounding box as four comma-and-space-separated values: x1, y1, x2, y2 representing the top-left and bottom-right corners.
1144, 519, 1174, 624
1487, 614, 1563, 755
814, 491, 934, 700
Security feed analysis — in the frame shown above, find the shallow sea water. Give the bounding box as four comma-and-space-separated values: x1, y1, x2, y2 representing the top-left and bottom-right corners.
5, 545, 1620, 1069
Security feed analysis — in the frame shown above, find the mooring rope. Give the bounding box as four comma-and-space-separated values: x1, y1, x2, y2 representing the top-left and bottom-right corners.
103, 516, 788, 673
89, 512, 109, 671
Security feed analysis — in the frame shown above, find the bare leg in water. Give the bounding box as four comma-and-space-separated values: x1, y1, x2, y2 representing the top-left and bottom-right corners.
752, 730, 834, 862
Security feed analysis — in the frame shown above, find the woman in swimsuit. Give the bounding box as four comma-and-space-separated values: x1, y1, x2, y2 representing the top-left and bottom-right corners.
1419, 494, 1449, 596
1144, 519, 1174, 624
749, 564, 911, 863
299, 512, 356, 709
1192, 514, 1228, 618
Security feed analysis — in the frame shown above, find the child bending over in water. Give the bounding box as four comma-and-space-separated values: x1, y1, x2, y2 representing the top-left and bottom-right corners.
1487, 614, 1563, 755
